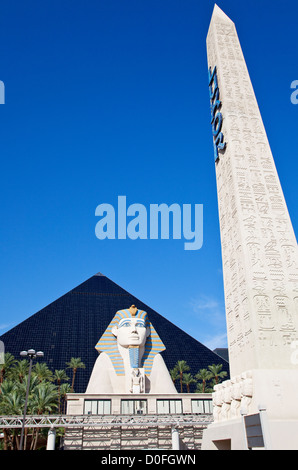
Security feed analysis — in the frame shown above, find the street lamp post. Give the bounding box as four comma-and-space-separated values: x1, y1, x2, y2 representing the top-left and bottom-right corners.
19, 349, 44, 451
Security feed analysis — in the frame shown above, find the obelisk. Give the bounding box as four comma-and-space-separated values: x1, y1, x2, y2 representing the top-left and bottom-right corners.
203, 5, 298, 450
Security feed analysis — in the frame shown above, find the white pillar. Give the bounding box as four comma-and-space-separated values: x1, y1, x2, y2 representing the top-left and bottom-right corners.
171, 427, 180, 450
240, 408, 249, 450
258, 405, 272, 450
46, 427, 56, 450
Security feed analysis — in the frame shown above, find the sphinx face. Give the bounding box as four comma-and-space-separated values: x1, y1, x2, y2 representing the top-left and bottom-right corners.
112, 317, 150, 348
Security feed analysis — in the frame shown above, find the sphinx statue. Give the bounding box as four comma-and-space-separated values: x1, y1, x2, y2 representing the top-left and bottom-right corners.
86, 305, 177, 394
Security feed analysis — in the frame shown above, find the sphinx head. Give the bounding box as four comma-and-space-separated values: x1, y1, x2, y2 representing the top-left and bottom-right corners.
111, 310, 150, 348
95, 305, 165, 376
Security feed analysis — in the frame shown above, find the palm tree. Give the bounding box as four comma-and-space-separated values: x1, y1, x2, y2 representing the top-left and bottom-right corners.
169, 367, 179, 386
0, 386, 23, 414
17, 374, 42, 450
0, 356, 69, 450
0, 379, 16, 398
54, 369, 70, 413
11, 359, 29, 384
173, 360, 190, 393
182, 373, 196, 393
0, 353, 16, 385
18, 374, 40, 399
66, 357, 85, 393
208, 363, 227, 385
30, 382, 58, 450
30, 382, 58, 415
0, 383, 24, 450
60, 383, 72, 414
32, 362, 54, 383
195, 368, 212, 393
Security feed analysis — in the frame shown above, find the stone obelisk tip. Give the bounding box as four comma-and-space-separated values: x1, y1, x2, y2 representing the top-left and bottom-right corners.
211, 4, 234, 24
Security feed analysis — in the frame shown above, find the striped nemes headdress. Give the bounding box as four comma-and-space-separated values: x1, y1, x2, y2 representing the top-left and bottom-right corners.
95, 306, 166, 376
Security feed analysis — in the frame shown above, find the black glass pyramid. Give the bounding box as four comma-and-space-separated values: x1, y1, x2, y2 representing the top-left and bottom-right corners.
0, 273, 229, 393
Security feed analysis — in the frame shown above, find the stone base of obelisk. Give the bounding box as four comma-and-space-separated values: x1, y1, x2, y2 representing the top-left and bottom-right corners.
202, 369, 298, 450
202, 417, 298, 450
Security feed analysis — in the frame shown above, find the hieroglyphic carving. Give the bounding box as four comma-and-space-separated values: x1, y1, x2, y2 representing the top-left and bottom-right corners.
274, 296, 295, 332
254, 295, 275, 331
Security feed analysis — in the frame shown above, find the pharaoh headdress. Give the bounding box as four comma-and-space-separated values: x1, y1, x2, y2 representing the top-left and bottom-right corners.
95, 306, 166, 376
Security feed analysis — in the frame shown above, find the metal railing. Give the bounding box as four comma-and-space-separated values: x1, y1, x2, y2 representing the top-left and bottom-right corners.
0, 413, 213, 429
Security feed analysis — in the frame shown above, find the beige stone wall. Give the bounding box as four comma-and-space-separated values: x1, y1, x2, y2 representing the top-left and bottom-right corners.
64, 393, 212, 450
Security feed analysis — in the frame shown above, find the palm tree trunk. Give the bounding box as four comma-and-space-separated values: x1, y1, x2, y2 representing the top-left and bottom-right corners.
33, 429, 40, 450
11, 433, 15, 451
57, 382, 61, 413
15, 433, 20, 450
9, 432, 14, 450
24, 428, 28, 450
71, 369, 77, 392
3, 429, 8, 450
32, 411, 42, 450
30, 429, 35, 450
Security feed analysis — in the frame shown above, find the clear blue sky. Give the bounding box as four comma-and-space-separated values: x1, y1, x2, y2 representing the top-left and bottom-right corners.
0, 0, 297, 351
